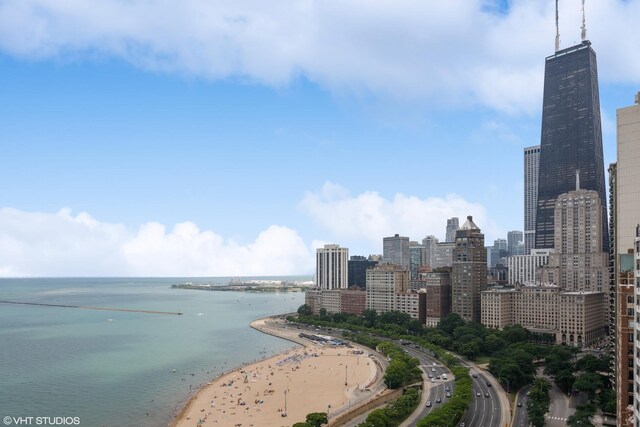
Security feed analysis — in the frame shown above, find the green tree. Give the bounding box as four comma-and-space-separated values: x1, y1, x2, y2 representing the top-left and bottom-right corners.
576, 354, 609, 374
437, 313, 465, 336
319, 308, 328, 318
297, 304, 312, 316
573, 372, 603, 400
292, 423, 311, 427
501, 324, 529, 344
598, 388, 615, 414
567, 403, 596, 426
305, 412, 328, 427
527, 378, 551, 427
364, 408, 389, 427
484, 333, 506, 354
362, 309, 378, 327
554, 370, 576, 394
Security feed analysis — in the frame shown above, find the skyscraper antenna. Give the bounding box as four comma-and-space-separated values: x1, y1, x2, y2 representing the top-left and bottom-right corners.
555, 0, 560, 52
581, 0, 587, 41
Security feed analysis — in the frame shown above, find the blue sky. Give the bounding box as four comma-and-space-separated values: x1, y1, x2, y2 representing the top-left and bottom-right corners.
0, 0, 638, 276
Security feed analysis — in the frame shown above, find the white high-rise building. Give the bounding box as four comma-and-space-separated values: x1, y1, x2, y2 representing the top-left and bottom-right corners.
618, 92, 640, 425
507, 249, 553, 285
422, 235, 439, 268
316, 244, 348, 290
524, 145, 540, 255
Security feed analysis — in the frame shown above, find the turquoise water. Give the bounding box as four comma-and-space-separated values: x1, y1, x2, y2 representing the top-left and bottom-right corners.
0, 278, 306, 427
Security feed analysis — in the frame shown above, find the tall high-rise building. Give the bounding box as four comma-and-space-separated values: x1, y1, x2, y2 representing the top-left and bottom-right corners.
409, 244, 425, 280
347, 255, 378, 288
446, 217, 459, 243
537, 188, 608, 293
316, 244, 348, 290
612, 92, 640, 425
634, 226, 640, 426
365, 264, 409, 313
507, 249, 553, 285
489, 239, 508, 268
383, 234, 410, 269
507, 231, 524, 256
452, 216, 487, 323
422, 235, 439, 268
524, 145, 540, 254
615, 93, 640, 256
433, 242, 455, 269
535, 41, 608, 254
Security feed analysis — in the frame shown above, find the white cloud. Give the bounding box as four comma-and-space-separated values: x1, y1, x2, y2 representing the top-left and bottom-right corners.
0, 0, 637, 113
0, 207, 313, 277
299, 182, 498, 245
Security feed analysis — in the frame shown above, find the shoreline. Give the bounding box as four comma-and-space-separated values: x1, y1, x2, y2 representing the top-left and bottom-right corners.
170, 316, 384, 427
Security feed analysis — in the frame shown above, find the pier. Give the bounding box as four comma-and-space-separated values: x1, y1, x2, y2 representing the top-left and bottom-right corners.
0, 300, 183, 315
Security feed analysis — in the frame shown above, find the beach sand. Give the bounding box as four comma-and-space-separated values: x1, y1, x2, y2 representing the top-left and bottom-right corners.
173, 326, 379, 427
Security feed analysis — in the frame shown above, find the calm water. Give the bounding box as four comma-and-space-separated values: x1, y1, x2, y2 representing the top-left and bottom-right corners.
0, 277, 307, 427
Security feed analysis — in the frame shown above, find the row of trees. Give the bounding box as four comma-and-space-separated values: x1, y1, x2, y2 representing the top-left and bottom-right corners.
377, 341, 423, 389
357, 388, 421, 427
526, 378, 551, 427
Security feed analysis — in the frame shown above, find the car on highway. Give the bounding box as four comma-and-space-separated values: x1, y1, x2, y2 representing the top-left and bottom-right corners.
435, 397, 442, 403
472, 373, 478, 378
446, 392, 451, 397
445, 386, 450, 391
426, 400, 432, 407
485, 393, 490, 398
517, 402, 523, 407
486, 382, 492, 387
476, 391, 481, 397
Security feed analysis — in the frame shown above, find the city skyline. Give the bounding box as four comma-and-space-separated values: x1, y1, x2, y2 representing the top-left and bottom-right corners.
0, 0, 639, 276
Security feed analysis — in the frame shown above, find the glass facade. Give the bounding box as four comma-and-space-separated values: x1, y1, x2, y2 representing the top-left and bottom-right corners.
535, 41, 609, 253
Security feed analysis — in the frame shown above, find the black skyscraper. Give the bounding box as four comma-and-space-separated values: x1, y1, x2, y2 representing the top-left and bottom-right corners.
535, 41, 609, 253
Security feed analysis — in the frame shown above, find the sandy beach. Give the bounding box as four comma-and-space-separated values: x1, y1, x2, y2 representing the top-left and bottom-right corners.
172, 319, 381, 427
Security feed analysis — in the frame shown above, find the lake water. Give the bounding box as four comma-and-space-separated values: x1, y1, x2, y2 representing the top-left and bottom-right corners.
0, 277, 307, 426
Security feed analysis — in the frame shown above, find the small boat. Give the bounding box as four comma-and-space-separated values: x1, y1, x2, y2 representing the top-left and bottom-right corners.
172, 369, 177, 373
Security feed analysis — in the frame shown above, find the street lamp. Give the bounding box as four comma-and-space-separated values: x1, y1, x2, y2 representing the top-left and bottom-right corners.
345, 365, 348, 386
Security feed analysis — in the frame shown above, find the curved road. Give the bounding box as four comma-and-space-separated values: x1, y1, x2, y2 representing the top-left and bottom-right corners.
512, 385, 531, 427
280, 320, 510, 427
400, 345, 455, 426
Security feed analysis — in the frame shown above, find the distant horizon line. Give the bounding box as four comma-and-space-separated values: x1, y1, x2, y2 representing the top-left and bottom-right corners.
0, 274, 315, 279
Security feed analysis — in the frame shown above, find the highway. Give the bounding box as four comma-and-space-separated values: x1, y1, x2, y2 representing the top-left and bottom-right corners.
400, 345, 455, 426
456, 368, 503, 427
512, 385, 531, 427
